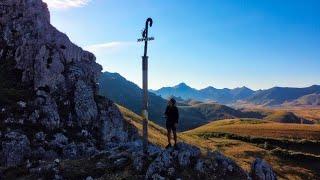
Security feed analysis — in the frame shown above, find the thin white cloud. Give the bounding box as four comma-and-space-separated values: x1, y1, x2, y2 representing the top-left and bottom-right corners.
43, 0, 91, 9
84, 41, 138, 54
84, 41, 141, 72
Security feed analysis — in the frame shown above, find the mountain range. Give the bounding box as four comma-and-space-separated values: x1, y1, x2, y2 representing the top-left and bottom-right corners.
99, 72, 263, 130
151, 83, 254, 104
247, 85, 320, 106
152, 83, 320, 106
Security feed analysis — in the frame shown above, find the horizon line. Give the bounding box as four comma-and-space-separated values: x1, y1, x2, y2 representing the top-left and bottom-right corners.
102, 71, 320, 92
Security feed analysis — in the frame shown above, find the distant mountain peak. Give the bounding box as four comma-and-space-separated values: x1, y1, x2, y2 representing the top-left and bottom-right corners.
240, 86, 249, 89
233, 86, 253, 91
174, 82, 191, 89
203, 86, 216, 90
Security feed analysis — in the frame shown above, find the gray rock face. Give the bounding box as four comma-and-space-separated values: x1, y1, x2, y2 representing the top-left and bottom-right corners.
1, 131, 31, 167
35, 90, 61, 129
74, 80, 98, 126
99, 99, 128, 144
251, 158, 277, 180
0, 0, 129, 167
0, 0, 127, 139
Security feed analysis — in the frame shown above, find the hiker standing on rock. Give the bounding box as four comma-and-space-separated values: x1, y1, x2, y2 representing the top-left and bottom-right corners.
164, 98, 179, 148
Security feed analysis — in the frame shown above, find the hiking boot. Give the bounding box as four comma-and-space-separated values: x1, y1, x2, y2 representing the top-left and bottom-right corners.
165, 144, 172, 149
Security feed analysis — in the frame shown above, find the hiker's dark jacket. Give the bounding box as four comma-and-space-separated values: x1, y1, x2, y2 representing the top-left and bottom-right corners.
165, 106, 179, 124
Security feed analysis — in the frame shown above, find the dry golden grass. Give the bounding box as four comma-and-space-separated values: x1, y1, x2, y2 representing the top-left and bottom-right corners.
282, 108, 320, 123
186, 119, 320, 140
118, 105, 320, 179
117, 105, 169, 147
240, 106, 320, 123
184, 136, 318, 180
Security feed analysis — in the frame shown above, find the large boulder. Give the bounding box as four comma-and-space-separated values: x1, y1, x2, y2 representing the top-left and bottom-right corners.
250, 158, 277, 180
145, 142, 200, 179
195, 151, 248, 180
1, 131, 31, 167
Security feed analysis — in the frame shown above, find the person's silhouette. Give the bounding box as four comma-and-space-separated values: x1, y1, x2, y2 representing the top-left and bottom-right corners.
164, 98, 179, 148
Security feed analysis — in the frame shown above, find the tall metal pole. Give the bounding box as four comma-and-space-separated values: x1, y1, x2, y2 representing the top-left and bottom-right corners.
142, 55, 148, 154
138, 18, 154, 154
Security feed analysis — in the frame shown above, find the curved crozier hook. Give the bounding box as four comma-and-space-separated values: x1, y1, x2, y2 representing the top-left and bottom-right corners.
146, 17, 153, 27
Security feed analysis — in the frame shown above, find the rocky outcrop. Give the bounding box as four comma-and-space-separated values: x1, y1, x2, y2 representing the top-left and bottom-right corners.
0, 141, 277, 179
144, 142, 249, 179
0, 0, 128, 168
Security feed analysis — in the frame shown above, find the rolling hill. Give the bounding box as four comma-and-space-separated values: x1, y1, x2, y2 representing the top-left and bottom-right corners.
178, 102, 264, 130
263, 111, 314, 124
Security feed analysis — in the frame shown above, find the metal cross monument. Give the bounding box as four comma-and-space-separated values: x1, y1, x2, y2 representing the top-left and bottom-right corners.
138, 17, 154, 154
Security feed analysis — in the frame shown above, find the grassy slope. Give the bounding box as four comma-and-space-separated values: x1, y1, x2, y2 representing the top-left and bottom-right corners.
184, 119, 320, 179
117, 104, 207, 148
118, 106, 320, 179
117, 105, 168, 147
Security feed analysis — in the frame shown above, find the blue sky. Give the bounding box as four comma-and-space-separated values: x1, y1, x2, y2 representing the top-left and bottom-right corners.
45, 0, 320, 90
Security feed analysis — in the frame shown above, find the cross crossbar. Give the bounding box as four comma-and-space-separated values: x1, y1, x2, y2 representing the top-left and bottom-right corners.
137, 37, 155, 42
